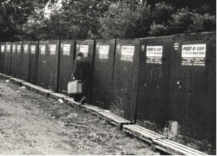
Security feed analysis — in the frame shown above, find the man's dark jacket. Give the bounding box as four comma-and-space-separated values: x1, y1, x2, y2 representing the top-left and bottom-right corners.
71, 56, 89, 81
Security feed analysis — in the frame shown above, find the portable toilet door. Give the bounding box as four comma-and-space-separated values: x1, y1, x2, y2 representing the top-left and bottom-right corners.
28, 41, 39, 84
75, 39, 95, 103
0, 43, 6, 73
58, 40, 76, 95
110, 38, 140, 122
92, 39, 116, 109
4, 42, 12, 75
10, 42, 17, 77
169, 32, 216, 153
37, 41, 48, 89
47, 40, 60, 92
21, 41, 30, 80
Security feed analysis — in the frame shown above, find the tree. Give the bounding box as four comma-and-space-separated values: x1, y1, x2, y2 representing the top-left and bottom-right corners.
146, 0, 215, 14
149, 2, 175, 36
0, 0, 49, 41
149, 4, 216, 36
100, 1, 152, 38
168, 6, 215, 34
1, 0, 215, 40
35, 0, 113, 39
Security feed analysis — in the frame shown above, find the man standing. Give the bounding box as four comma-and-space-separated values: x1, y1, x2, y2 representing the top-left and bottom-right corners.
70, 51, 87, 104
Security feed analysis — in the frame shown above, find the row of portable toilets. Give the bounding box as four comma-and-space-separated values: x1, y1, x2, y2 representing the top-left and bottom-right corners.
0, 32, 216, 153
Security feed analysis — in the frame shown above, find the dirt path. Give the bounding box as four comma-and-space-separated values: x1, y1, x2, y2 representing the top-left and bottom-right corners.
0, 78, 159, 155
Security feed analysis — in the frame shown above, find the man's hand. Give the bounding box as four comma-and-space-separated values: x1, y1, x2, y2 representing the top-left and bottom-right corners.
70, 75, 75, 81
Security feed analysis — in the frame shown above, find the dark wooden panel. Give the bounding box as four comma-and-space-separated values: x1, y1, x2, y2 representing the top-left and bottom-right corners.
10, 42, 17, 77
0, 42, 6, 73
75, 39, 95, 103
137, 36, 173, 131
92, 39, 116, 109
204, 33, 216, 154
20, 41, 30, 80
47, 40, 60, 92
16, 41, 23, 79
37, 41, 49, 89
170, 32, 216, 153
58, 40, 76, 95
110, 39, 140, 122
28, 41, 39, 84
4, 42, 12, 75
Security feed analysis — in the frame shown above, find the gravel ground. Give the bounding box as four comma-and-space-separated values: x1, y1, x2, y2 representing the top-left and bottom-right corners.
0, 77, 160, 155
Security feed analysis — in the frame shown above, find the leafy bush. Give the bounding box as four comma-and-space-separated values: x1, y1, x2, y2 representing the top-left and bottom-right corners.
149, 24, 167, 36
0, 0, 215, 40
151, 2, 175, 25
168, 6, 216, 34
100, 1, 152, 38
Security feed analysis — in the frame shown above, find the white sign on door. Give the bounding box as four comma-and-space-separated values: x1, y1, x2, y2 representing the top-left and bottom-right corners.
6, 45, 10, 52
99, 45, 109, 59
50, 44, 56, 55
24, 45, 28, 53
79, 45, 89, 57
62, 44, 71, 56
40, 45, 46, 55
181, 44, 206, 66
120, 46, 135, 61
12, 45, 16, 53
1, 45, 5, 53
30, 45, 36, 54
17, 45, 21, 53
146, 46, 163, 64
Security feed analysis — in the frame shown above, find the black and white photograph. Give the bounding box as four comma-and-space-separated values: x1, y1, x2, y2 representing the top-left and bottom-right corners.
0, 0, 216, 155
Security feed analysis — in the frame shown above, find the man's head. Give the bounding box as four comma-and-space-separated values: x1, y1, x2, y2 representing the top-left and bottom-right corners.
77, 51, 84, 57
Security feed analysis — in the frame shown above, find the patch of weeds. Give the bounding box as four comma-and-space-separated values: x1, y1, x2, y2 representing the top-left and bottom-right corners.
0, 108, 9, 117
22, 104, 33, 111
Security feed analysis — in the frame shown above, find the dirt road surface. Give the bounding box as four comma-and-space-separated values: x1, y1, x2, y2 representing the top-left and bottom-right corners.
0, 78, 159, 155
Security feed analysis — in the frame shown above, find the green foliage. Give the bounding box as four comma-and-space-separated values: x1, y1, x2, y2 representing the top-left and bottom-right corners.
38, 0, 112, 39
149, 4, 216, 36
168, 6, 216, 34
148, 2, 175, 36
0, 0, 215, 41
100, 1, 152, 38
151, 2, 175, 25
168, 7, 194, 34
189, 8, 216, 32
149, 24, 167, 36
0, 0, 49, 41
100, 4, 138, 38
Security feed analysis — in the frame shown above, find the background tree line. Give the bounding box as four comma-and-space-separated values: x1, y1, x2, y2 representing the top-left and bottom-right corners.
0, 0, 215, 41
